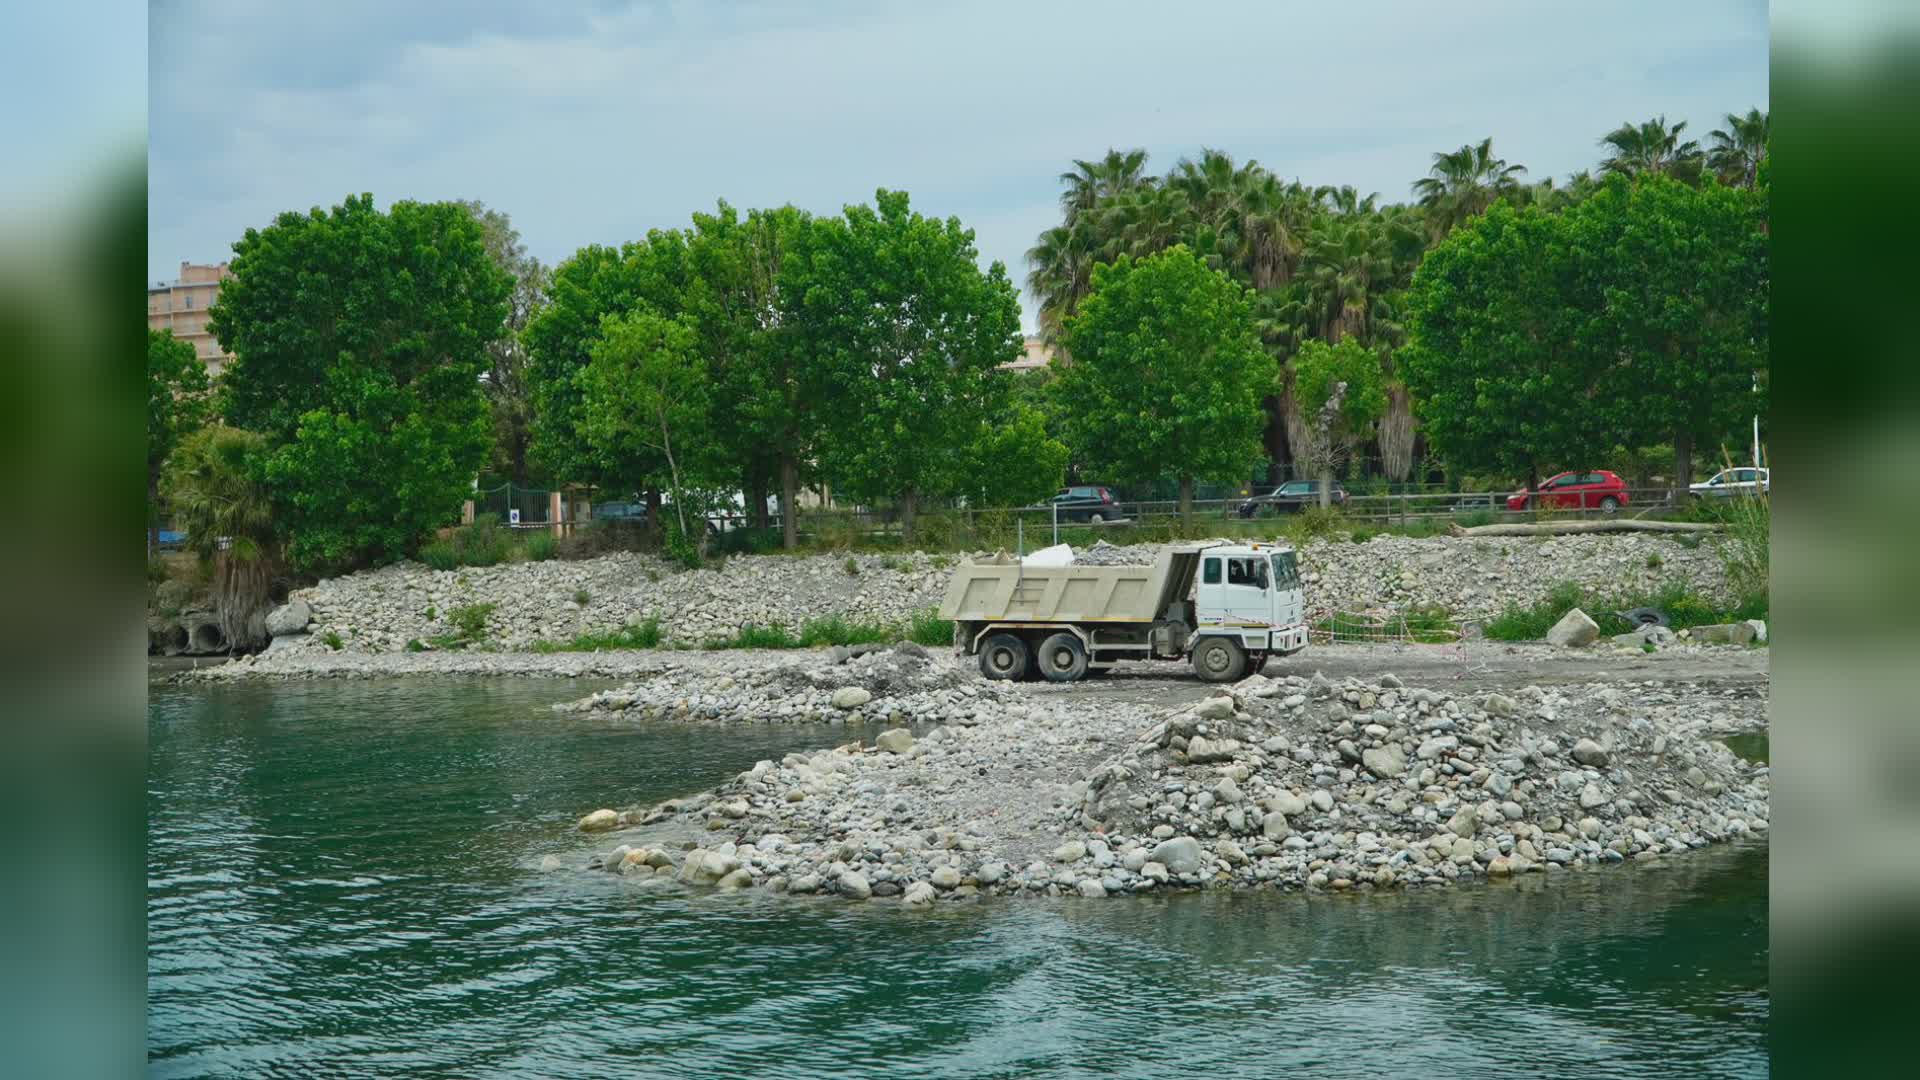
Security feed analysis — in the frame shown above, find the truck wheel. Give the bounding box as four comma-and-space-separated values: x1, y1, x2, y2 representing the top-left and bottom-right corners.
979, 633, 1029, 681
1191, 637, 1247, 684
1036, 632, 1089, 683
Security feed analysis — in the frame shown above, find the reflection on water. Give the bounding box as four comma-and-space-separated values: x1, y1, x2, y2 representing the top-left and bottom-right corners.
149, 678, 1767, 1078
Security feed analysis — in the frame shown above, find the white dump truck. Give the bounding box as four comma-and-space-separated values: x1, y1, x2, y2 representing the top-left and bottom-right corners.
936, 542, 1308, 684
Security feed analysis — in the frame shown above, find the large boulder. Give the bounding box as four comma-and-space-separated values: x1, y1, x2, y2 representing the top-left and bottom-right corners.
831, 687, 873, 710
1571, 738, 1610, 767
874, 728, 916, 754
1546, 608, 1600, 647
1361, 745, 1407, 778
1691, 622, 1757, 646
264, 599, 313, 637
577, 809, 618, 832
1148, 835, 1204, 875
676, 848, 743, 886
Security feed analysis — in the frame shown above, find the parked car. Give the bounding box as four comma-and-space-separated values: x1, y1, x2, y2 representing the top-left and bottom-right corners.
1506, 470, 1630, 512
1238, 480, 1347, 518
592, 500, 650, 523
1043, 486, 1119, 523
1689, 467, 1770, 498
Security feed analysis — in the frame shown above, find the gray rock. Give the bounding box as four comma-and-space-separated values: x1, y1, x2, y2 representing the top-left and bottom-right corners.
1192, 696, 1235, 720
1262, 811, 1292, 840
875, 728, 916, 754
1579, 783, 1608, 809
1692, 622, 1756, 646
903, 881, 937, 906
715, 867, 754, 889
265, 599, 313, 637
1362, 745, 1407, 778
1417, 735, 1458, 760
930, 866, 963, 889
1076, 878, 1108, 898
838, 872, 872, 899
1053, 840, 1087, 863
831, 687, 873, 710
1184, 736, 1240, 763
1310, 789, 1335, 814
1270, 791, 1307, 816
1447, 806, 1479, 837
677, 849, 743, 885
1148, 836, 1204, 875
1546, 608, 1600, 647
1571, 738, 1610, 767
577, 809, 618, 832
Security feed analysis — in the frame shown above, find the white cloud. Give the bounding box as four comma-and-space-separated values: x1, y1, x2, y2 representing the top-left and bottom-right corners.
148, 0, 1769, 328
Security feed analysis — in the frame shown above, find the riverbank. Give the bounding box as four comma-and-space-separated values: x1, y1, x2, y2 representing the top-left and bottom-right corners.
558, 644, 1768, 903
244, 532, 1731, 656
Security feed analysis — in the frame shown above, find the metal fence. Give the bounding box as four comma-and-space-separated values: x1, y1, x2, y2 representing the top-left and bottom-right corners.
474, 483, 551, 526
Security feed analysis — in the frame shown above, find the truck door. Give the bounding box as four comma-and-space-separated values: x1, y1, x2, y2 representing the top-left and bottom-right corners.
1269, 551, 1303, 627
1197, 554, 1271, 627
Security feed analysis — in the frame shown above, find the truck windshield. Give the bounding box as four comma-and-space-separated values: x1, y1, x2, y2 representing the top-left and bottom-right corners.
1270, 551, 1300, 588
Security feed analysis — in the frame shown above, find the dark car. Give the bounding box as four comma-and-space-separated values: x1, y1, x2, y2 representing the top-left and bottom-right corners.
1045, 486, 1119, 523
1238, 480, 1347, 518
1505, 470, 1630, 513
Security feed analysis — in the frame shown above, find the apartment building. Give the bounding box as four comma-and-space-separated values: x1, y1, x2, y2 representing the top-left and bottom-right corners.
999, 336, 1056, 372
148, 261, 235, 377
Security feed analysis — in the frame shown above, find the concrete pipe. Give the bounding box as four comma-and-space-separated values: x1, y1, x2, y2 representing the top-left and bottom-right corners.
188, 619, 228, 654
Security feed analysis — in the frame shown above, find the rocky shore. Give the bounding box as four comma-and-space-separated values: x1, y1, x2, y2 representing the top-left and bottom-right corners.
255, 532, 1729, 656
562, 646, 1768, 904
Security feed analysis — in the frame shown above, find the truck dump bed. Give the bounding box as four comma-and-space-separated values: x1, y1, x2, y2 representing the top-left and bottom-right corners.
937, 546, 1208, 624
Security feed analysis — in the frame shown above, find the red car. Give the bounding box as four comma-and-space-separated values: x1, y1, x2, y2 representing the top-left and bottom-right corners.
1506, 470, 1630, 512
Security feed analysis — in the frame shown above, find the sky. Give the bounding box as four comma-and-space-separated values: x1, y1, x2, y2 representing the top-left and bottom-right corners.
148, 0, 1770, 330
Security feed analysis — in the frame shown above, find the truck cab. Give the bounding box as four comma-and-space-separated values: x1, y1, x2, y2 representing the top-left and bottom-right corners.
1186, 544, 1308, 678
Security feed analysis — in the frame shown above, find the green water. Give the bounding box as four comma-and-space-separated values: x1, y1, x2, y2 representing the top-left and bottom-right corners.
149, 678, 1768, 1078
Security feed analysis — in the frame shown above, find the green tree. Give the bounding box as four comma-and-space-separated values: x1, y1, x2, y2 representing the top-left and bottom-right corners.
1290, 339, 1387, 506
163, 426, 277, 651
1599, 116, 1704, 183
1056, 247, 1273, 521
459, 201, 548, 486
1402, 202, 1613, 488
147, 328, 210, 552
958, 398, 1070, 508
210, 194, 510, 571
786, 190, 1024, 541
1707, 108, 1770, 189
1565, 175, 1768, 490
580, 310, 714, 547
1412, 137, 1528, 238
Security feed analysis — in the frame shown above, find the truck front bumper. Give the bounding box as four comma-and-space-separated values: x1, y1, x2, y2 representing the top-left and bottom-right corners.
1270, 625, 1308, 655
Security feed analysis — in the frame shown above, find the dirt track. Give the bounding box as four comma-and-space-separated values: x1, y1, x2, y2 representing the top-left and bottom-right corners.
1034, 641, 1770, 710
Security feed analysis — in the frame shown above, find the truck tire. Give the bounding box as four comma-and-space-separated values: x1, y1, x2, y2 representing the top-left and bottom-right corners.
979, 633, 1029, 681
1191, 636, 1247, 684
1036, 632, 1089, 683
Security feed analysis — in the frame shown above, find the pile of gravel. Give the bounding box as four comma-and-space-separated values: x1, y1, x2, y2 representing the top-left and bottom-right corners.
567, 664, 1768, 903
555, 642, 1017, 727
276, 533, 1728, 655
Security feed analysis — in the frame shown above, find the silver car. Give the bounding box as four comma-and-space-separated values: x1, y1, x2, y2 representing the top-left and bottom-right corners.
1689, 467, 1770, 498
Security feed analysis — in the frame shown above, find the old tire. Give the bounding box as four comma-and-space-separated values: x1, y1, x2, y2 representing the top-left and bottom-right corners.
1599, 496, 1620, 513
1036, 632, 1089, 683
979, 633, 1029, 681
1191, 637, 1247, 684
1620, 606, 1669, 628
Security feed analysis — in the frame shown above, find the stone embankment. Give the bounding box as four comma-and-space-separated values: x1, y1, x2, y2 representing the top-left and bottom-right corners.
564, 646, 1768, 904
259, 533, 1729, 655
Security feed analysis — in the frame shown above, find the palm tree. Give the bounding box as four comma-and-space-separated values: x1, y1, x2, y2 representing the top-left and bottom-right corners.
1057, 149, 1152, 223
1599, 116, 1704, 182
1411, 137, 1527, 236
1707, 108, 1769, 187
164, 426, 280, 652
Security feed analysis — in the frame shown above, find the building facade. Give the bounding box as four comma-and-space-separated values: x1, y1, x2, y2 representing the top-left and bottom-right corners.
148, 261, 235, 377
999, 336, 1056, 373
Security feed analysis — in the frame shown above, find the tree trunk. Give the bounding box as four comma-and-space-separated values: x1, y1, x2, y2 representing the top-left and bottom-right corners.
1673, 430, 1694, 498
899, 489, 918, 545
509, 429, 530, 488
779, 454, 799, 550
748, 476, 769, 531
1319, 463, 1333, 509
1276, 382, 1309, 480
1378, 384, 1415, 482
644, 489, 662, 544
1178, 475, 1194, 526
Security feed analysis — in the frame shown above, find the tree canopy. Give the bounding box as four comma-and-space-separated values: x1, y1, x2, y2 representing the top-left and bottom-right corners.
210, 193, 510, 571
147, 328, 210, 547
1055, 246, 1273, 517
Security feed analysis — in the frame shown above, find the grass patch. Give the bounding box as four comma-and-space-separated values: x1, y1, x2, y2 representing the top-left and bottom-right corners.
907, 608, 955, 647
1483, 578, 1767, 642
532, 618, 665, 653
405, 638, 425, 653
797, 616, 894, 647
420, 519, 560, 570
572, 588, 590, 607
322, 630, 343, 651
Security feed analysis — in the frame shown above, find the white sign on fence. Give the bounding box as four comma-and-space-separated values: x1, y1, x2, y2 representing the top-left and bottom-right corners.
509, 509, 521, 525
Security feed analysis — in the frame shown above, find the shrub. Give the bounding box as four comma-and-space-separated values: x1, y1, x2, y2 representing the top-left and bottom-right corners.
1646, 552, 1664, 569
843, 557, 859, 576
573, 588, 590, 607
531, 617, 663, 653
664, 516, 702, 570
424, 605, 437, 620
523, 531, 558, 562
907, 608, 955, 647
1289, 504, 1346, 541
448, 602, 496, 642
322, 630, 343, 651
809, 510, 861, 551
405, 638, 425, 652
557, 520, 651, 560
420, 541, 458, 572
